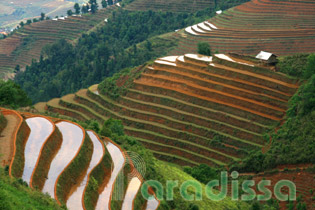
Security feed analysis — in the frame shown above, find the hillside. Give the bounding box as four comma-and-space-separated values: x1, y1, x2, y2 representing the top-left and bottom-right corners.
0, 6, 115, 80
171, 0, 315, 56
124, 0, 249, 13
0, 167, 64, 210
34, 52, 315, 209
36, 53, 299, 167
0, 0, 81, 29
0, 107, 251, 210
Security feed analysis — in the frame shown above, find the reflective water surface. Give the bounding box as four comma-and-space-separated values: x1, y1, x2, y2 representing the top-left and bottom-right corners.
95, 142, 125, 210
66, 131, 104, 210
145, 196, 159, 210
42, 121, 84, 198
22, 117, 54, 185
121, 177, 142, 210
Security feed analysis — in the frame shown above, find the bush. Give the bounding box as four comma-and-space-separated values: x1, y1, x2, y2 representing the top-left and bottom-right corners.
197, 42, 211, 56
277, 54, 309, 77
0, 80, 32, 108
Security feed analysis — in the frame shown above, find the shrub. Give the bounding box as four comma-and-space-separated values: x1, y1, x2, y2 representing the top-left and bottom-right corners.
197, 42, 211, 56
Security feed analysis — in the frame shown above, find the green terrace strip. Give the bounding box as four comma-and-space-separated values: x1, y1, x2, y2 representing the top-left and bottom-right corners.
121, 95, 264, 138
133, 136, 226, 166
46, 98, 90, 122
30, 126, 63, 190
126, 88, 270, 133
83, 138, 112, 210
58, 92, 230, 166
82, 90, 252, 156
152, 150, 199, 166
83, 90, 265, 148
10, 120, 30, 178
124, 126, 239, 161
55, 128, 93, 204
53, 91, 221, 166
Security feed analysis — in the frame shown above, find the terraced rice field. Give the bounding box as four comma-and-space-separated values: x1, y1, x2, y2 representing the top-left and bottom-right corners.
171, 0, 315, 56
125, 0, 215, 13
0, 108, 159, 210
248, 166, 315, 210
38, 53, 299, 168
0, 7, 115, 79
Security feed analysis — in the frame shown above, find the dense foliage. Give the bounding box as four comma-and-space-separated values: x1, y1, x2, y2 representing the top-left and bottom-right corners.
277, 54, 309, 78
197, 42, 211, 56
183, 164, 218, 184
0, 168, 65, 210
15, 8, 217, 103
0, 80, 31, 108
231, 55, 315, 173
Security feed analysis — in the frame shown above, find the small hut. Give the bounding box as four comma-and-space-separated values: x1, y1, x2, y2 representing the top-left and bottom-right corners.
255, 51, 278, 65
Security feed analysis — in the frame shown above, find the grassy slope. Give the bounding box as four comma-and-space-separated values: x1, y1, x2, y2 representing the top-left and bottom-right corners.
0, 168, 65, 210
155, 160, 250, 210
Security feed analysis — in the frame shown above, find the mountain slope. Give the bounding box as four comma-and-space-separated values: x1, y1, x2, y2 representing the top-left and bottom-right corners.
171, 0, 315, 56
37, 53, 299, 167
0, 6, 115, 80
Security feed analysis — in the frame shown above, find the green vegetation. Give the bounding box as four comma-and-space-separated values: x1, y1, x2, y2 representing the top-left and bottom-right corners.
94, 118, 250, 210
31, 127, 63, 190
0, 113, 7, 134
0, 167, 65, 210
197, 42, 211, 56
84, 144, 112, 210
56, 132, 93, 204
0, 80, 31, 108
98, 65, 146, 99
183, 164, 219, 184
231, 55, 315, 173
15, 8, 218, 103
277, 54, 309, 78
10, 121, 30, 178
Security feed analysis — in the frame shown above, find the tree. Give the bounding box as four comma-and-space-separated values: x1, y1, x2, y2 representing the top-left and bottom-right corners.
0, 80, 32, 108
26, 20, 32, 25
88, 0, 98, 13
33, 18, 38, 23
108, 0, 113, 6
101, 0, 107, 8
81, 5, 88, 14
74, 3, 80, 14
197, 42, 211, 56
89, 0, 98, 14
19, 21, 24, 27
15, 65, 20, 72
67, 10, 73, 16
40, 12, 45, 21
304, 54, 315, 79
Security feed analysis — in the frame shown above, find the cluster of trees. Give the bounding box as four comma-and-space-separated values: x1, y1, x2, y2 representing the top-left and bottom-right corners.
15, 8, 216, 103
68, 0, 119, 16
231, 54, 315, 173
19, 13, 49, 28
0, 80, 31, 108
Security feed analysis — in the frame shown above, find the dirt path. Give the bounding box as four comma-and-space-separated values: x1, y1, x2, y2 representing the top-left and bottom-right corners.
0, 113, 21, 167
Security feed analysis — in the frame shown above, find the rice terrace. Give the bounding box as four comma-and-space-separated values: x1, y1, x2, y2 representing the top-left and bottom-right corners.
0, 0, 315, 210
